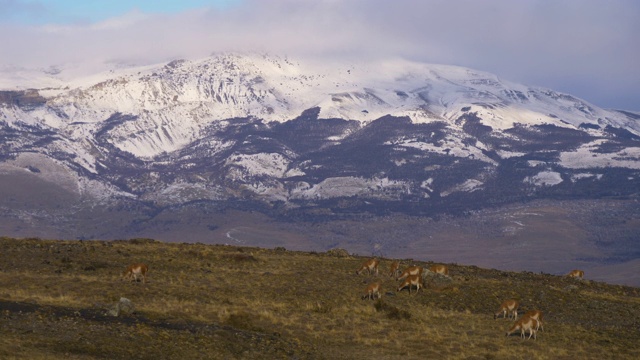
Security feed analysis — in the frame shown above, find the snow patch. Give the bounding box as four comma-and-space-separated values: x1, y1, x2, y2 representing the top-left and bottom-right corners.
496, 150, 526, 159
441, 179, 484, 197
386, 136, 497, 165
559, 140, 640, 169
570, 173, 603, 182
527, 160, 547, 167
524, 171, 563, 187
291, 176, 410, 200
225, 153, 292, 178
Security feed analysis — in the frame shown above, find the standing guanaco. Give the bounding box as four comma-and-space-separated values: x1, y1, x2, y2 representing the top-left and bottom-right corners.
362, 282, 382, 300
396, 265, 423, 281
356, 258, 380, 276
506, 315, 539, 340
388, 261, 401, 278
522, 309, 544, 331
397, 274, 423, 294
494, 299, 519, 320
122, 263, 149, 283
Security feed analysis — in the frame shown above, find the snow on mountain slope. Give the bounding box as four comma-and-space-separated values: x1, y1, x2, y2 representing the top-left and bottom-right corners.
559, 140, 640, 169
2, 53, 637, 161
290, 176, 411, 200
1, 52, 639, 209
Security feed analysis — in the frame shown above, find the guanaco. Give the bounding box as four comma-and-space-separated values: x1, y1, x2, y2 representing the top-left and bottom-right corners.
356, 258, 379, 276
426, 264, 450, 277
122, 263, 149, 283
388, 261, 401, 278
567, 269, 585, 279
494, 299, 519, 320
397, 274, 423, 294
506, 315, 539, 340
396, 265, 423, 281
362, 282, 382, 300
522, 309, 544, 331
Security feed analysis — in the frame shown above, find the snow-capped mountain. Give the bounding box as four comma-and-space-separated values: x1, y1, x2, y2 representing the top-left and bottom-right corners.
1, 53, 639, 237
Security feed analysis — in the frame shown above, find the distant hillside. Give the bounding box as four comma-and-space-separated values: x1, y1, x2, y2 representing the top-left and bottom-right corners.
0, 237, 638, 359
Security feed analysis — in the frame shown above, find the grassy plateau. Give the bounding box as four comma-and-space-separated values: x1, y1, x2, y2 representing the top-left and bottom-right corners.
0, 236, 639, 359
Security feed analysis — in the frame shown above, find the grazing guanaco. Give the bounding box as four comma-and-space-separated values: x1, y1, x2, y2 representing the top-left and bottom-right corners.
362, 282, 382, 300
396, 265, 423, 281
397, 274, 423, 294
494, 299, 519, 320
567, 269, 585, 279
506, 315, 539, 340
122, 263, 149, 283
426, 264, 450, 277
522, 310, 544, 331
388, 261, 401, 278
356, 258, 379, 276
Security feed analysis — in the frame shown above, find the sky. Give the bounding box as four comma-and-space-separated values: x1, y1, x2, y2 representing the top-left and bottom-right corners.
0, 0, 638, 111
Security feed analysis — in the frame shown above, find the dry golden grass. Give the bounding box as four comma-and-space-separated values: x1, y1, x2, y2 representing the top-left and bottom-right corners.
0, 236, 639, 359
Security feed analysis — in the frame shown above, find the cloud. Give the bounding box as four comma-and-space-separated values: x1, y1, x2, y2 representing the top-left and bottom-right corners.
0, 0, 638, 110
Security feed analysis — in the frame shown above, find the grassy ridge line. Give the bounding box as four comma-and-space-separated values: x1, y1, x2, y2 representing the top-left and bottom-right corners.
0, 236, 639, 359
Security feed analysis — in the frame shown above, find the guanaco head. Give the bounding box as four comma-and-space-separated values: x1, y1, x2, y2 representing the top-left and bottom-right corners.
505, 323, 520, 337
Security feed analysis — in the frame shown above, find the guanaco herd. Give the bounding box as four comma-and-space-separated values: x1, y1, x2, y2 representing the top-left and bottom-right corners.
356, 259, 451, 297
357, 257, 585, 341
119, 256, 584, 342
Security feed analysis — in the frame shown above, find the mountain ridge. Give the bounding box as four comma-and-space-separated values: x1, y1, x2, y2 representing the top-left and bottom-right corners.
2, 53, 639, 204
